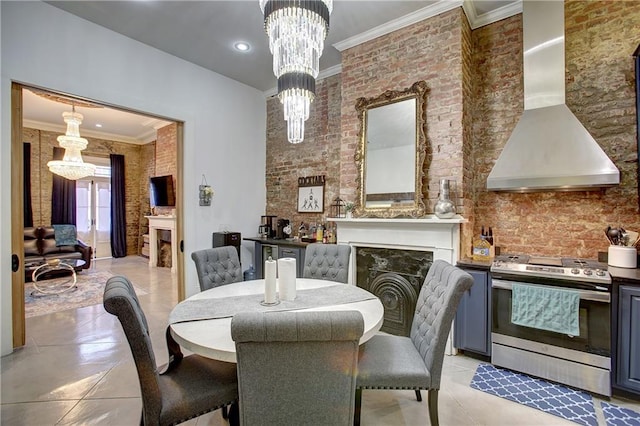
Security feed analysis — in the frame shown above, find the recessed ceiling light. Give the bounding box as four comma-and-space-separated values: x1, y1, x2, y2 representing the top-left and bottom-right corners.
95, 124, 103, 128
234, 42, 251, 52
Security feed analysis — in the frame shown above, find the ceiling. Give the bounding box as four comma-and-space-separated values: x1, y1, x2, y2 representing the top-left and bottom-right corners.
24, 0, 520, 141
23, 88, 172, 144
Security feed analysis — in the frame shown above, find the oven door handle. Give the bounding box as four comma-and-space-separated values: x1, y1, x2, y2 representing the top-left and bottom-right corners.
491, 279, 610, 303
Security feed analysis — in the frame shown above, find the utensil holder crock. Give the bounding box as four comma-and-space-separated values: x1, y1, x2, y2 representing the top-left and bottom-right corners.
608, 246, 637, 268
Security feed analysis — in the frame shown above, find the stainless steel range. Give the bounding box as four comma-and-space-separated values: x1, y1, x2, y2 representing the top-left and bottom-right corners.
491, 254, 611, 396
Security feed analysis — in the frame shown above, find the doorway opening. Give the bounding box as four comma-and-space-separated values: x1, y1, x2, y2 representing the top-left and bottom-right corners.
12, 83, 185, 349
77, 156, 112, 260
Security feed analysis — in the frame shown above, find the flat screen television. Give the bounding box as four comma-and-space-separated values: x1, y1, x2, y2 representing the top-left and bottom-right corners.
150, 175, 176, 207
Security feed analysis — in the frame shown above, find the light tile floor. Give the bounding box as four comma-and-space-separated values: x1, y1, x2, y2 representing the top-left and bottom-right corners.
2, 256, 639, 425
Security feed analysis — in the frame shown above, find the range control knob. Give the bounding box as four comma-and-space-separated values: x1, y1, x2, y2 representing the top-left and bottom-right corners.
595, 269, 606, 276
571, 268, 580, 275
583, 268, 593, 276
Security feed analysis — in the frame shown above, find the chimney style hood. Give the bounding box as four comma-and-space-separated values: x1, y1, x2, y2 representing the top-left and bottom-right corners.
486, 1, 619, 192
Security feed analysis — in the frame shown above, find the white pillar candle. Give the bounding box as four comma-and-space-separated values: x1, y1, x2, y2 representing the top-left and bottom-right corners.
264, 257, 277, 303
278, 257, 297, 301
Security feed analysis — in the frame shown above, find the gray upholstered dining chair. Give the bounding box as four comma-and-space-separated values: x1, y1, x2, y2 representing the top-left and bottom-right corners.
231, 310, 364, 426
103, 275, 239, 426
302, 243, 351, 283
191, 246, 242, 291
354, 260, 474, 426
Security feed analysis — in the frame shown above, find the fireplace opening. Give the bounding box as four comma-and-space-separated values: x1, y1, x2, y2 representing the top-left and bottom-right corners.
356, 247, 433, 336
157, 229, 172, 268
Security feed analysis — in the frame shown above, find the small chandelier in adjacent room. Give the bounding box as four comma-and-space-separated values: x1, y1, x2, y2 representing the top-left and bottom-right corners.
47, 106, 96, 180
259, 0, 332, 144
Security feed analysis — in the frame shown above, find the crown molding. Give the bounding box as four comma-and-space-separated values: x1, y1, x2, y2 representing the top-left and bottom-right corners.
463, 0, 522, 30
23, 119, 151, 145
333, 1, 463, 52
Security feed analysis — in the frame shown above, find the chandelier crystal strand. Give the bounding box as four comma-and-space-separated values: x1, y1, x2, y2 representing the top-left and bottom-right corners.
261, 0, 332, 143
47, 109, 96, 180
280, 87, 313, 144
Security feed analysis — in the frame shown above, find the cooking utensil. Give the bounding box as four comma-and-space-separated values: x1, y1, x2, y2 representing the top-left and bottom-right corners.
605, 226, 613, 244
625, 230, 640, 247
607, 228, 620, 245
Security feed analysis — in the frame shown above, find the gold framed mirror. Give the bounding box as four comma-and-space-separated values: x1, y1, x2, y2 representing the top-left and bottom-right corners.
354, 81, 428, 218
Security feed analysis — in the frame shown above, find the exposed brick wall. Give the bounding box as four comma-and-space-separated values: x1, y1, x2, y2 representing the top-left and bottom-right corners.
264, 2, 640, 260
153, 123, 178, 216
23, 128, 45, 225
474, 1, 640, 258
460, 14, 475, 259
23, 127, 153, 256
340, 9, 468, 213
138, 142, 156, 252
471, 14, 524, 257
265, 74, 342, 228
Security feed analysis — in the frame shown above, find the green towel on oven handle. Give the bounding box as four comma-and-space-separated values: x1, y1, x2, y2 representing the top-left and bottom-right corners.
511, 283, 580, 337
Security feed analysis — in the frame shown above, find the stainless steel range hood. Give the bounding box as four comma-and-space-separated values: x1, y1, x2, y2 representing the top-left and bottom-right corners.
486, 1, 619, 192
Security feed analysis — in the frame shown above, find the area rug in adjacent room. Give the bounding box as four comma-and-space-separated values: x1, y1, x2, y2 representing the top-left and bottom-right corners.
601, 402, 640, 426
470, 363, 598, 426
24, 270, 147, 318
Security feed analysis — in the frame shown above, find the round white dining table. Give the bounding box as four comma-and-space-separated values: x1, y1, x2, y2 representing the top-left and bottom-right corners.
169, 278, 384, 363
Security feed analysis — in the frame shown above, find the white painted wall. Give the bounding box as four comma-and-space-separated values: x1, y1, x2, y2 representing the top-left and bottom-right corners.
0, 1, 267, 355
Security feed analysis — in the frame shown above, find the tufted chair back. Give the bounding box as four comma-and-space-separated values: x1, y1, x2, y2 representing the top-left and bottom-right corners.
410, 259, 473, 388
191, 246, 242, 292
103, 276, 163, 422
104, 275, 239, 426
302, 243, 351, 284
232, 310, 363, 425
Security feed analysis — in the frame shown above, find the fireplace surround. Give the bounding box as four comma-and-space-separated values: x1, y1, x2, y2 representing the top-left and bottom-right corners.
356, 246, 433, 336
334, 217, 464, 281
334, 216, 465, 340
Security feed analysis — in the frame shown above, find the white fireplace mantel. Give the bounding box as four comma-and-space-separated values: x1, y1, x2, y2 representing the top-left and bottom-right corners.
145, 215, 177, 274
334, 216, 467, 356
333, 216, 467, 284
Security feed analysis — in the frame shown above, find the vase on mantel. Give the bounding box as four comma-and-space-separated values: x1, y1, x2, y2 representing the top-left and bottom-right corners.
434, 179, 456, 219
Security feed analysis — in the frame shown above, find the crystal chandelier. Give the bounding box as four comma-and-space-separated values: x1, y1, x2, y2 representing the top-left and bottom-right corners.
260, 0, 332, 144
47, 106, 96, 180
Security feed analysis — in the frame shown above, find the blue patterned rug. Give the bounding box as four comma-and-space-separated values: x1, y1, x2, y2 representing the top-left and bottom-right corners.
470, 363, 598, 426
601, 402, 640, 426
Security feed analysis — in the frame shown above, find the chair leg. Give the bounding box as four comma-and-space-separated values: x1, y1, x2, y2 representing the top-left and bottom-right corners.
222, 405, 228, 419
227, 401, 239, 426
427, 389, 439, 426
415, 389, 422, 401
354, 388, 362, 426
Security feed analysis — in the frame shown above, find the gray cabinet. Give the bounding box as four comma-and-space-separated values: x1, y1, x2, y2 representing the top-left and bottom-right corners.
617, 285, 640, 393
454, 268, 491, 356
278, 246, 305, 277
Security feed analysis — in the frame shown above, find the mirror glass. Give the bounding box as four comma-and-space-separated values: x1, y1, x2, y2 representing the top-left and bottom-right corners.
355, 81, 427, 218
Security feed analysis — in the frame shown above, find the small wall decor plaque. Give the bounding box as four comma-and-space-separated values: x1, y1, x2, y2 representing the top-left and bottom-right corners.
297, 175, 325, 213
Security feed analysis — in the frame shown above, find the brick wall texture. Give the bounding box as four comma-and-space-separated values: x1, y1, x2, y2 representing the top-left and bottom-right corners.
264, 1, 640, 259
266, 74, 342, 228
474, 1, 640, 258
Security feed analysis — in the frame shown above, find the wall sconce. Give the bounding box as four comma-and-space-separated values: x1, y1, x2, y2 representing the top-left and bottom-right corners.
199, 174, 213, 206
